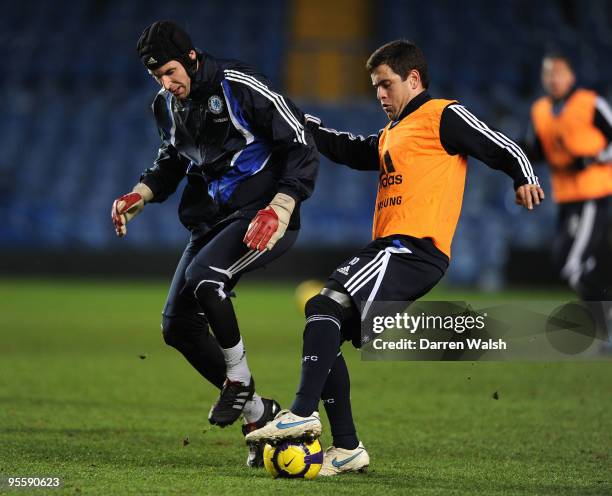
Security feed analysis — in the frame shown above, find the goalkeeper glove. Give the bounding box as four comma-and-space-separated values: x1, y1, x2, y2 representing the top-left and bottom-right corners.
243, 193, 296, 252
112, 192, 145, 237
112, 183, 153, 237
111, 183, 153, 238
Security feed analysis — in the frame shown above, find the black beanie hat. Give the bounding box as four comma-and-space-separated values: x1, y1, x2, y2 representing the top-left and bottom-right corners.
137, 21, 196, 74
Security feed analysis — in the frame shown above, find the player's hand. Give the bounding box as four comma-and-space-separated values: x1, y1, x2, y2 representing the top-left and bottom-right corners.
243, 193, 296, 252
112, 192, 145, 237
515, 184, 545, 210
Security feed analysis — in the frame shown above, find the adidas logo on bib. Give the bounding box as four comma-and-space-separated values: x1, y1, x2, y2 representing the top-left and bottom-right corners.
337, 266, 351, 276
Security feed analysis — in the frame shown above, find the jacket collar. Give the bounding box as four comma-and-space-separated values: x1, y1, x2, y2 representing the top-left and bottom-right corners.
188, 51, 222, 102
390, 90, 431, 128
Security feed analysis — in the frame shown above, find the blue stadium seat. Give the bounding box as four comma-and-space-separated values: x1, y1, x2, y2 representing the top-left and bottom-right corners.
2, 0, 609, 285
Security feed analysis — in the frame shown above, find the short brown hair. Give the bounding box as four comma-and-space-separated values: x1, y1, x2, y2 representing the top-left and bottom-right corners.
366, 40, 429, 89
543, 50, 574, 71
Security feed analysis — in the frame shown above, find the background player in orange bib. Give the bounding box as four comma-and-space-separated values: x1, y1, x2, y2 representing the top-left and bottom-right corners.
526, 52, 612, 303
245, 40, 545, 474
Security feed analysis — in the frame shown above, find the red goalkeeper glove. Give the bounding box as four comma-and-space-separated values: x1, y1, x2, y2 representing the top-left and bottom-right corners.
111, 192, 145, 237
243, 193, 296, 252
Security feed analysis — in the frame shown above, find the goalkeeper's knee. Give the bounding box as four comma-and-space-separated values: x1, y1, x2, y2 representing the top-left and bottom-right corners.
183, 264, 231, 305
161, 314, 209, 348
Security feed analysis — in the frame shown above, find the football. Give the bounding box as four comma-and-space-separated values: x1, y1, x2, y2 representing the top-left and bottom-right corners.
263, 439, 324, 479
294, 279, 324, 312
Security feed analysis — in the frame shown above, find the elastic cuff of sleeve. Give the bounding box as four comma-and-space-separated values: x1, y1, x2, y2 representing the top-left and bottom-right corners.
139, 177, 162, 203
275, 188, 301, 204
513, 178, 530, 190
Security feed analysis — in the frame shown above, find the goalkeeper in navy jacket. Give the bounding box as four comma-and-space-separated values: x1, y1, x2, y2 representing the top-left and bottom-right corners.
111, 21, 318, 467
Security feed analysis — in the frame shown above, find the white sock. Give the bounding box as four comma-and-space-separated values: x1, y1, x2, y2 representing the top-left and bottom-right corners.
243, 394, 265, 424
221, 337, 251, 385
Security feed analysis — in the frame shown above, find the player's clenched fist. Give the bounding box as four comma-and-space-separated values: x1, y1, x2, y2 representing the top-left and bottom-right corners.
244, 193, 296, 252
515, 184, 545, 210
111, 183, 154, 237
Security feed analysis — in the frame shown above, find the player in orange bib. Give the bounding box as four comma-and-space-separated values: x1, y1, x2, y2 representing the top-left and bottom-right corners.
526, 52, 612, 302
246, 40, 544, 474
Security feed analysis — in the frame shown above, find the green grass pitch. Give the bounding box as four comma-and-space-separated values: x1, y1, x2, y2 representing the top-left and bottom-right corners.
0, 279, 610, 495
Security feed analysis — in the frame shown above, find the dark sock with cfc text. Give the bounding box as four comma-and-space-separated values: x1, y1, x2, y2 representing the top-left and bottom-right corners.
291, 317, 342, 417
321, 353, 359, 450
